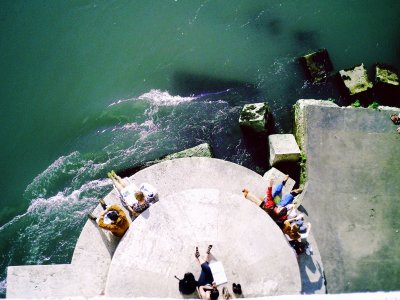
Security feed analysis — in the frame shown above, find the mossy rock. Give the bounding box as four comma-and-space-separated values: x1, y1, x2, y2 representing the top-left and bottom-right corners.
239, 102, 270, 132
375, 65, 399, 86
339, 63, 373, 95
300, 48, 333, 82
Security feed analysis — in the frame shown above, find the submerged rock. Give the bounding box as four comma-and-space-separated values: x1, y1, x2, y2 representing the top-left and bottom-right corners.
375, 64, 399, 86
339, 63, 373, 96
239, 102, 269, 133
159, 143, 213, 161
300, 48, 333, 82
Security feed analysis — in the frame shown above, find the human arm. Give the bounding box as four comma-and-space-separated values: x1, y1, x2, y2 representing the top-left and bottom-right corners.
286, 213, 304, 223
263, 180, 274, 209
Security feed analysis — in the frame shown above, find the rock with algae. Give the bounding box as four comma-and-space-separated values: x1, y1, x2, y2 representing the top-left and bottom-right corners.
375, 64, 399, 86
239, 102, 270, 132
339, 63, 373, 96
300, 48, 333, 82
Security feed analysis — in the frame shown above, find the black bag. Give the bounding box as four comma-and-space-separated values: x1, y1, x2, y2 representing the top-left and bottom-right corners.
174, 273, 197, 294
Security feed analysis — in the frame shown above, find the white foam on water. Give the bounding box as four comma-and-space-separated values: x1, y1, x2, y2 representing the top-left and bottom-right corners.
138, 89, 198, 106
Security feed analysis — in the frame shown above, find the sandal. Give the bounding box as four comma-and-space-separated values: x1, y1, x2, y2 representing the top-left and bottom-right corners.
195, 247, 200, 259
222, 287, 231, 299
206, 245, 213, 254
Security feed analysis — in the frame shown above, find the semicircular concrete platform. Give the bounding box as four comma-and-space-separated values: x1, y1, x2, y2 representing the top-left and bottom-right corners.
7, 157, 325, 298
105, 188, 301, 297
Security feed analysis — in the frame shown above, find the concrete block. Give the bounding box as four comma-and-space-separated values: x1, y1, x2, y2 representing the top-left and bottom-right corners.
300, 48, 333, 82
161, 142, 213, 160
375, 64, 399, 86
268, 134, 301, 166
293, 99, 338, 151
263, 167, 295, 198
339, 63, 373, 95
239, 102, 269, 132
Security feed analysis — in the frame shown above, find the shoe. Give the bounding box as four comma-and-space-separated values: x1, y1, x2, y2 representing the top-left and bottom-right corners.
195, 247, 200, 259
111, 170, 117, 177
292, 188, 303, 195
99, 198, 107, 210
107, 172, 113, 179
206, 245, 213, 254
236, 284, 242, 295
87, 213, 97, 221
232, 283, 238, 294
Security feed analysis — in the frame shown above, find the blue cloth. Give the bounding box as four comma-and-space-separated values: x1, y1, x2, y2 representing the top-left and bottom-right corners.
278, 194, 295, 206
197, 262, 214, 286
273, 182, 295, 206
272, 182, 284, 198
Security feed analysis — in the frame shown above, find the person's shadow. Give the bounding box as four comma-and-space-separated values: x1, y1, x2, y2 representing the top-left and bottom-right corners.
298, 253, 325, 294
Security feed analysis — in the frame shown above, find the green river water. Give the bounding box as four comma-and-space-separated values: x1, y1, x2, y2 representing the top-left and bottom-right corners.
0, 0, 399, 296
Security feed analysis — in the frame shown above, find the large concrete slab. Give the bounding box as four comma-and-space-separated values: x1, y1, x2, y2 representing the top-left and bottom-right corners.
6, 158, 326, 298
105, 189, 301, 297
294, 102, 400, 293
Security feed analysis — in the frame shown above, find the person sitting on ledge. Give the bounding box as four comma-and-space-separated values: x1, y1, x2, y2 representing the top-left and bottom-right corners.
108, 170, 151, 217
88, 199, 129, 237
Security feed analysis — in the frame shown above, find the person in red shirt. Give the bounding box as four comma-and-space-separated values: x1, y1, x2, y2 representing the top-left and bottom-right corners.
242, 179, 287, 225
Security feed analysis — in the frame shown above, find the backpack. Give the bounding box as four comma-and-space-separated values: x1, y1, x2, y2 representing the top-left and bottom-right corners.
175, 273, 197, 294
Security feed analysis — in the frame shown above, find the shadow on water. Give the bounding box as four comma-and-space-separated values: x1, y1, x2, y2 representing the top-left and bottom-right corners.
293, 30, 320, 51
171, 71, 259, 99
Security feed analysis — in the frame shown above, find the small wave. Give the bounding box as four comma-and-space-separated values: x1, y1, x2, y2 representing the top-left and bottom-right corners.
138, 89, 198, 106
0, 211, 29, 233
24, 151, 83, 199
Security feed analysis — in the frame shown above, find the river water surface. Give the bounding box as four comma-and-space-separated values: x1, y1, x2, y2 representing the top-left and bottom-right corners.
0, 0, 399, 296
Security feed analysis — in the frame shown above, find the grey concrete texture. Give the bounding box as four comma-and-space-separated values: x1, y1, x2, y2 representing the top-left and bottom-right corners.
6, 157, 326, 298
294, 101, 400, 293
268, 134, 301, 166
105, 189, 301, 297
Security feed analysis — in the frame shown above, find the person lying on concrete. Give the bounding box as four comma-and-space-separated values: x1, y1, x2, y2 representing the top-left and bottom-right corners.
108, 170, 152, 217
196, 245, 214, 287
272, 175, 303, 207
88, 199, 130, 237
242, 179, 288, 225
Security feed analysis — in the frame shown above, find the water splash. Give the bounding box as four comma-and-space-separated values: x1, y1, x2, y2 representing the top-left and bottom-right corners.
138, 89, 198, 106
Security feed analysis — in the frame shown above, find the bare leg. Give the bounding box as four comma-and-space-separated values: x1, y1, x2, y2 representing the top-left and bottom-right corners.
242, 188, 263, 206
111, 171, 130, 187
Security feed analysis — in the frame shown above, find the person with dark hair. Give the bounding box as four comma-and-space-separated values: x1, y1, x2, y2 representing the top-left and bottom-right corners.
196, 245, 219, 300
88, 199, 130, 237
199, 283, 219, 300
242, 179, 290, 225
